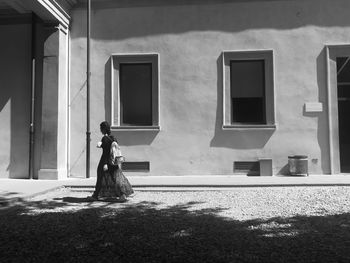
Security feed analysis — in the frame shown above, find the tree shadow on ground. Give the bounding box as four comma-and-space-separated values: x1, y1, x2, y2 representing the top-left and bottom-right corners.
0, 196, 350, 263
0, 192, 21, 207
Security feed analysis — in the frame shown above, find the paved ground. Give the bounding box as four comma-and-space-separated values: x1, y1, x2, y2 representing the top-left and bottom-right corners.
1, 185, 350, 262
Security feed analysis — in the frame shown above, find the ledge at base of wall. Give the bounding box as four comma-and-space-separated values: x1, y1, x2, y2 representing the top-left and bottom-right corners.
38, 169, 67, 180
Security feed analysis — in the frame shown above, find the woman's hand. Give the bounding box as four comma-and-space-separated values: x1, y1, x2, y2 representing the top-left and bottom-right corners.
97, 141, 102, 148
103, 164, 108, 171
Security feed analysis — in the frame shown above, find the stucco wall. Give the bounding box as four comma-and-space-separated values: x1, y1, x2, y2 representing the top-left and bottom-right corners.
69, 0, 350, 176
0, 23, 31, 178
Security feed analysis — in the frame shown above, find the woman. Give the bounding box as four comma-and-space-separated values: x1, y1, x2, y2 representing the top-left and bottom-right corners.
88, 121, 133, 201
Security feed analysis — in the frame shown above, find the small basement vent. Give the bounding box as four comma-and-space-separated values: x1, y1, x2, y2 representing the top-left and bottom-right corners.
234, 161, 260, 176
122, 162, 150, 172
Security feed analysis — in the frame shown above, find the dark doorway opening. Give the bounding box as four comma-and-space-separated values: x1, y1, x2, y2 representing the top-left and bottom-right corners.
337, 57, 350, 172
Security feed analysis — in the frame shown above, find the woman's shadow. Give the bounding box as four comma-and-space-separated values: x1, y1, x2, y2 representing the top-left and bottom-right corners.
55, 197, 128, 203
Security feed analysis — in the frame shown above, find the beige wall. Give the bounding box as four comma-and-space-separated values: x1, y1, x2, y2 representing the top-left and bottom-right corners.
69, 0, 350, 176
0, 23, 32, 178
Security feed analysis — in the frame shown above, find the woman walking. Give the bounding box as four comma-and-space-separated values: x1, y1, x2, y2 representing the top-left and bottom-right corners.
88, 121, 133, 201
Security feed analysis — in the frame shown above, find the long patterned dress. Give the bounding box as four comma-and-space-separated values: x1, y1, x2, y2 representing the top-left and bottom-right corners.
99, 138, 134, 200
100, 167, 134, 199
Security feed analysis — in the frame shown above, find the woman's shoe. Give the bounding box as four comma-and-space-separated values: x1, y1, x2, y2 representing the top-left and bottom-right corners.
119, 194, 127, 202
87, 195, 98, 201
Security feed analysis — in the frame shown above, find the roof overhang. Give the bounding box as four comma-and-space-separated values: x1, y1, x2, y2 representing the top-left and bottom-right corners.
0, 0, 77, 29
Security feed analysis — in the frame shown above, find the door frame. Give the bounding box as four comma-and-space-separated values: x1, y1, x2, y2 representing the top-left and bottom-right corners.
326, 44, 350, 174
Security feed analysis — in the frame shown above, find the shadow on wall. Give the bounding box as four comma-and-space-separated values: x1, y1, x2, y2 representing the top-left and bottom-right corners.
210, 55, 275, 149
104, 58, 159, 146
71, 0, 350, 40
0, 24, 32, 179
277, 164, 289, 176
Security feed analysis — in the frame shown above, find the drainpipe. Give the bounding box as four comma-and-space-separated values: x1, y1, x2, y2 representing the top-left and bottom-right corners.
29, 14, 37, 180
29, 58, 35, 180
86, 0, 91, 178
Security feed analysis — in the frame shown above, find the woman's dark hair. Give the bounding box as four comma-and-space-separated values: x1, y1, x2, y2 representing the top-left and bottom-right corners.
100, 121, 111, 135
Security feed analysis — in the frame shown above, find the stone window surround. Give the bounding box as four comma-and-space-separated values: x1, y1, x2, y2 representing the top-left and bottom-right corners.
222, 50, 276, 130
110, 53, 160, 131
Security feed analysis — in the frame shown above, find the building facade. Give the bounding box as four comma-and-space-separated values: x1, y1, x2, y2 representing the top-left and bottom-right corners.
1, 0, 350, 179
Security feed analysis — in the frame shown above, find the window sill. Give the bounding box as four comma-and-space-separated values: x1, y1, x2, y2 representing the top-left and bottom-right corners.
223, 124, 276, 130
111, 126, 160, 131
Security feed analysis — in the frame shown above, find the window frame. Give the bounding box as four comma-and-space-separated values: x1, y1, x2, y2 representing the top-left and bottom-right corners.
111, 53, 160, 131
222, 50, 276, 130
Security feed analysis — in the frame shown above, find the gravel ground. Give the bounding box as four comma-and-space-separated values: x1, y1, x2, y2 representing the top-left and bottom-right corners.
25, 186, 350, 220
1, 186, 350, 262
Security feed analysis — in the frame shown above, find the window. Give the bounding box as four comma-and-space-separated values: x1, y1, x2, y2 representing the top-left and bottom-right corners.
230, 60, 265, 124
223, 50, 275, 129
111, 54, 159, 130
120, 63, 153, 125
